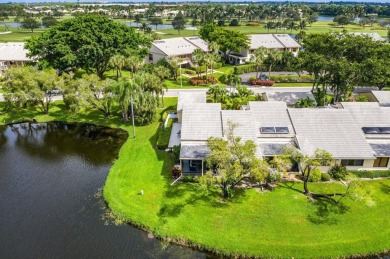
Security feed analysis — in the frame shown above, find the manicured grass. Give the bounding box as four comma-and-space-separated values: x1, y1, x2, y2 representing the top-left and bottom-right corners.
0, 99, 389, 257
0, 28, 45, 42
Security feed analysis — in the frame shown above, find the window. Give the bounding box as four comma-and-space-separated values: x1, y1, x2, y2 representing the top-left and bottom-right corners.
373, 157, 389, 167
341, 159, 364, 166
260, 127, 289, 134
148, 54, 153, 61
362, 127, 390, 134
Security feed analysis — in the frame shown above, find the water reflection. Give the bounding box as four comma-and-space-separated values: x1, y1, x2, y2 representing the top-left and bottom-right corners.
0, 122, 206, 259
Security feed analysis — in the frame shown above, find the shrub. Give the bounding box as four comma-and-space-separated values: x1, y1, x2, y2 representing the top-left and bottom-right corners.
183, 69, 196, 75
356, 95, 368, 102
189, 76, 218, 86
172, 166, 182, 179
234, 64, 257, 74
309, 168, 322, 182
172, 145, 181, 163
217, 20, 225, 26
213, 62, 223, 69
328, 165, 348, 180
269, 75, 314, 83
181, 175, 199, 183
267, 170, 282, 183
249, 76, 256, 82
229, 19, 239, 26
250, 79, 275, 86
321, 173, 331, 182
349, 170, 390, 179
246, 22, 260, 26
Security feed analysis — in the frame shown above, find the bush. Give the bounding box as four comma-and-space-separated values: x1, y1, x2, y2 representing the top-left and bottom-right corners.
229, 19, 239, 26
183, 69, 196, 75
309, 168, 322, 182
234, 64, 257, 74
269, 75, 314, 83
349, 170, 390, 179
250, 79, 275, 86
189, 76, 218, 86
172, 145, 180, 163
156, 119, 173, 150
267, 170, 282, 183
321, 173, 331, 182
246, 22, 260, 26
181, 175, 199, 183
213, 62, 223, 69
217, 20, 225, 26
328, 165, 348, 180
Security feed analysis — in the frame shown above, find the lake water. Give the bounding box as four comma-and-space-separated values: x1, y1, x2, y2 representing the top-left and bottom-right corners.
0, 122, 205, 259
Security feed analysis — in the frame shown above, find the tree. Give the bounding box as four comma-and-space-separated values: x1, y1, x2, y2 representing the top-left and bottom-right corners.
307, 14, 318, 26
333, 15, 351, 27
132, 91, 157, 125
359, 17, 370, 28
250, 47, 267, 78
192, 48, 206, 78
264, 22, 275, 32
207, 84, 228, 103
134, 14, 142, 27
26, 15, 150, 79
21, 17, 40, 32
149, 17, 163, 30
265, 49, 283, 77
3, 67, 65, 114
172, 11, 186, 35
109, 55, 126, 79
200, 24, 249, 63
225, 73, 241, 92
42, 16, 58, 28
203, 121, 269, 198
284, 147, 333, 196
126, 55, 144, 76
114, 79, 138, 122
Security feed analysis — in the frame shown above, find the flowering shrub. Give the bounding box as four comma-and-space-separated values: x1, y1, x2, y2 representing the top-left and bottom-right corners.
249, 79, 275, 86
190, 76, 218, 86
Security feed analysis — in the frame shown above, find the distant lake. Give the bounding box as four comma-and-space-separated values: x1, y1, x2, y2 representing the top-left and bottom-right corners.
0, 122, 205, 259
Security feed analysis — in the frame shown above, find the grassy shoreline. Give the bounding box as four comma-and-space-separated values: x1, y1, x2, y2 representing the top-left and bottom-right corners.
1, 100, 390, 258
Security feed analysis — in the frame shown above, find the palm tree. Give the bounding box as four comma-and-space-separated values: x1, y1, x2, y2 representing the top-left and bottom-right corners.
126, 55, 143, 76
109, 55, 126, 79
192, 48, 206, 79
207, 84, 228, 103
250, 47, 267, 78
266, 49, 283, 77
207, 53, 220, 77
225, 73, 241, 92
115, 79, 139, 122
299, 19, 307, 30
264, 21, 274, 33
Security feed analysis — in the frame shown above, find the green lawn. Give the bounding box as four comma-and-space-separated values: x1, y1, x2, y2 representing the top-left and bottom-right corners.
0, 99, 389, 258
0, 28, 45, 42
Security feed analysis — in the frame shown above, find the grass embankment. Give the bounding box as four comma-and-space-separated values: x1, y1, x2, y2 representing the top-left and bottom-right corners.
1, 99, 389, 258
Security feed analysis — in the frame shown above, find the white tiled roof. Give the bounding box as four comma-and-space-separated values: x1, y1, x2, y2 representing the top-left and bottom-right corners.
249, 34, 284, 49
184, 37, 209, 52
288, 108, 375, 159
181, 103, 222, 141
341, 102, 390, 128
274, 34, 301, 48
264, 91, 315, 106
0, 42, 32, 62
152, 38, 200, 56
221, 110, 257, 141
248, 101, 295, 138
248, 34, 300, 50
177, 92, 206, 111
371, 91, 390, 105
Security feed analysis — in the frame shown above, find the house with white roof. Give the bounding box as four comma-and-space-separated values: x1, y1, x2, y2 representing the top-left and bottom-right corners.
227, 34, 301, 65
147, 37, 209, 65
174, 93, 390, 175
0, 43, 34, 76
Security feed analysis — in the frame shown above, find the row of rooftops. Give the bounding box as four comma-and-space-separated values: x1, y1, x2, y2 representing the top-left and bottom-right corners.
178, 92, 390, 160
152, 34, 300, 57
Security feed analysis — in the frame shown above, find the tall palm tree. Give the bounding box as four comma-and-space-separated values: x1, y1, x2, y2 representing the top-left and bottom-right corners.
126, 55, 143, 76
207, 84, 228, 103
250, 47, 267, 78
207, 53, 220, 77
225, 73, 241, 92
192, 48, 206, 79
109, 55, 126, 79
266, 49, 283, 77
115, 79, 139, 122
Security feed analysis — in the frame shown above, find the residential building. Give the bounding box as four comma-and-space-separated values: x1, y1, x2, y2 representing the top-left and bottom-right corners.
261, 91, 316, 107
360, 90, 390, 107
146, 37, 209, 65
0, 43, 33, 76
227, 34, 301, 65
173, 93, 390, 175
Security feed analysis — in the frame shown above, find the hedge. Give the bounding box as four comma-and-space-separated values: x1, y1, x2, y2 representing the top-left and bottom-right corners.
349, 170, 390, 179
189, 76, 218, 86
234, 64, 257, 74
250, 79, 275, 86
270, 75, 314, 83
156, 119, 174, 150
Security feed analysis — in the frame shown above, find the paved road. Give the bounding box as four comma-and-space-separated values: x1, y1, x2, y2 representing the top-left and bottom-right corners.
240, 71, 309, 83
0, 86, 379, 100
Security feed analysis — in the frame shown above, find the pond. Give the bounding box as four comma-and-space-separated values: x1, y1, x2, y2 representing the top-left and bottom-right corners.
0, 122, 205, 259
